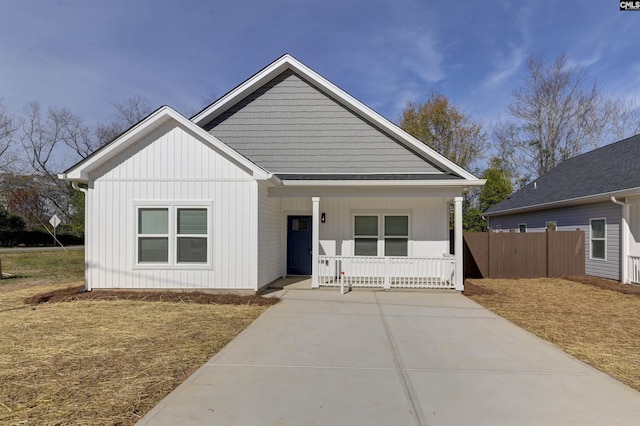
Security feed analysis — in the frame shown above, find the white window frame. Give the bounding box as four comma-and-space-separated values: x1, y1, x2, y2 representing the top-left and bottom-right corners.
383, 214, 409, 257
135, 201, 213, 269
518, 223, 527, 233
590, 218, 606, 261
353, 214, 379, 257
352, 213, 410, 257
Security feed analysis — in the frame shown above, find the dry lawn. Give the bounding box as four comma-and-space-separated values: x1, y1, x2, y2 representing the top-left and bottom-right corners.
0, 251, 277, 425
465, 278, 640, 392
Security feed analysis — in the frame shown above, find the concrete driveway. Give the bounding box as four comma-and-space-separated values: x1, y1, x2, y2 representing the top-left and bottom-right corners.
138, 287, 640, 425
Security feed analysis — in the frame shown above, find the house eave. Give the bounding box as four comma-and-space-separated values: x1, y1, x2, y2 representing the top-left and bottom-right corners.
485, 186, 640, 217
279, 179, 485, 188
61, 106, 270, 183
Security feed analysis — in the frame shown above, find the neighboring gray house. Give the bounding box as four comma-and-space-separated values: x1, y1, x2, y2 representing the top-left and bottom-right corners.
59, 54, 483, 293
485, 134, 640, 283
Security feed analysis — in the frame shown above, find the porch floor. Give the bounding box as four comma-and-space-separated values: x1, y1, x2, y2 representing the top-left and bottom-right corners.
266, 276, 313, 290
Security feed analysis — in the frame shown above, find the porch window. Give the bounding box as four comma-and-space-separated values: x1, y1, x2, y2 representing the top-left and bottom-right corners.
384, 215, 408, 256
138, 208, 169, 263
354, 215, 378, 256
590, 218, 606, 260
354, 214, 410, 257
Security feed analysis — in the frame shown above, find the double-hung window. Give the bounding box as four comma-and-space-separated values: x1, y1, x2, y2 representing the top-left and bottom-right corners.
354, 215, 378, 256
384, 215, 408, 256
353, 214, 409, 257
137, 205, 209, 266
177, 208, 208, 263
138, 208, 169, 263
590, 218, 606, 260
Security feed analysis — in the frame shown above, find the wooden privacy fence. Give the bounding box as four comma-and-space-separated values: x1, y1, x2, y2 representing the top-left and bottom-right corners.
464, 230, 585, 279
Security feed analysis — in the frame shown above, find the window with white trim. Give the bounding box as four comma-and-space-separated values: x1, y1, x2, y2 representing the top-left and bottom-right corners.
590, 218, 606, 260
137, 205, 209, 265
545, 221, 557, 231
138, 208, 169, 263
518, 223, 527, 233
384, 215, 408, 256
353, 214, 409, 257
354, 215, 378, 256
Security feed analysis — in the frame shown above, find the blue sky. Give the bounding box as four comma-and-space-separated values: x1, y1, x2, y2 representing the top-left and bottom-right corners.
1, 0, 638, 143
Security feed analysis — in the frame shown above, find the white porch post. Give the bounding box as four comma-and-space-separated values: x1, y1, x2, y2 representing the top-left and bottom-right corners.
312, 196, 320, 288
622, 203, 630, 284
454, 196, 463, 291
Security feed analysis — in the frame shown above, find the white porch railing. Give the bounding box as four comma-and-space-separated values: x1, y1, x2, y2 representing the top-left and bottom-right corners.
629, 256, 640, 284
318, 255, 456, 290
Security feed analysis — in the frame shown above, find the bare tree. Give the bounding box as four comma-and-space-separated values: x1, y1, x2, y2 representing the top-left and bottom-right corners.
494, 52, 639, 180
17, 102, 87, 220
399, 92, 486, 170
0, 99, 18, 172
94, 95, 153, 148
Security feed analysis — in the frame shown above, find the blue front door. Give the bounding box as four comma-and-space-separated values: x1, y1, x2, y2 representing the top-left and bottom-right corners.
287, 216, 312, 275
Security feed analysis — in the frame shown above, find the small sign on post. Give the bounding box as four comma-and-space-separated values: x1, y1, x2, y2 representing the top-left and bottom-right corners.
49, 214, 61, 241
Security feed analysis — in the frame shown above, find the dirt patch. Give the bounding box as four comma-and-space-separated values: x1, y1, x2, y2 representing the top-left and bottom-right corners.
462, 280, 495, 296
564, 275, 640, 296
24, 285, 280, 306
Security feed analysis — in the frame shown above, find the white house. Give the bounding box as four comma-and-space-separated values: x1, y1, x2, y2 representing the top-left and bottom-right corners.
60, 54, 484, 294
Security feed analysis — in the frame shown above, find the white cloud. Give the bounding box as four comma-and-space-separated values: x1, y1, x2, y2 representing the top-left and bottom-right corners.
481, 46, 527, 90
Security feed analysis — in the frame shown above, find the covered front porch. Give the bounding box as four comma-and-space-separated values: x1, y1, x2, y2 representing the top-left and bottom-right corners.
267, 187, 465, 291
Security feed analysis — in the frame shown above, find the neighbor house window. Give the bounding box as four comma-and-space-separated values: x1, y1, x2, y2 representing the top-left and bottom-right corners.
354, 215, 378, 256
546, 221, 557, 231
590, 218, 606, 260
137, 205, 210, 266
518, 224, 527, 233
384, 215, 408, 256
354, 214, 409, 256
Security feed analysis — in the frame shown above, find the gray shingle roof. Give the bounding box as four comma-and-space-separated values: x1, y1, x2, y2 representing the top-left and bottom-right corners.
485, 133, 640, 215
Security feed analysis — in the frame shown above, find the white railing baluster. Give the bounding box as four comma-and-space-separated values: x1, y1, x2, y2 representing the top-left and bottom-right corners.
317, 255, 457, 289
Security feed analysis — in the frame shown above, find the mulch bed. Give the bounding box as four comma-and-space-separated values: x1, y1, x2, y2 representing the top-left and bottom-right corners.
465, 275, 640, 297
564, 275, 640, 296
462, 280, 495, 296
24, 285, 280, 306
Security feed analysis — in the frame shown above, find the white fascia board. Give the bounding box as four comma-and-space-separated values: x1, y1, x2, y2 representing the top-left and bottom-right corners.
192, 54, 480, 182
280, 179, 485, 188
64, 106, 270, 183
485, 186, 640, 217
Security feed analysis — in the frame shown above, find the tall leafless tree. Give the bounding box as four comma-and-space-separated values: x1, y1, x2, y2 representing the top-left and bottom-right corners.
494, 52, 640, 181
94, 95, 153, 149
0, 99, 18, 172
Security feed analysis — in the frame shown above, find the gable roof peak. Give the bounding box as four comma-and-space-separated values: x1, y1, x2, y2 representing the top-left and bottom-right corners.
191, 54, 480, 182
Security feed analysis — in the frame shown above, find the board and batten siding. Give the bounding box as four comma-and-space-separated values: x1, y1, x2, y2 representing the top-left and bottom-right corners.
86, 123, 259, 290
280, 196, 450, 264
204, 70, 443, 175
488, 201, 622, 280
257, 183, 283, 289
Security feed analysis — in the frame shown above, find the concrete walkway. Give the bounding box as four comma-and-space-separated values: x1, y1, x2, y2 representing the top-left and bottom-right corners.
138, 288, 640, 425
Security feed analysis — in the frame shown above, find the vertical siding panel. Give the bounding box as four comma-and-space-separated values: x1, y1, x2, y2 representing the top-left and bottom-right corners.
88, 124, 255, 291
